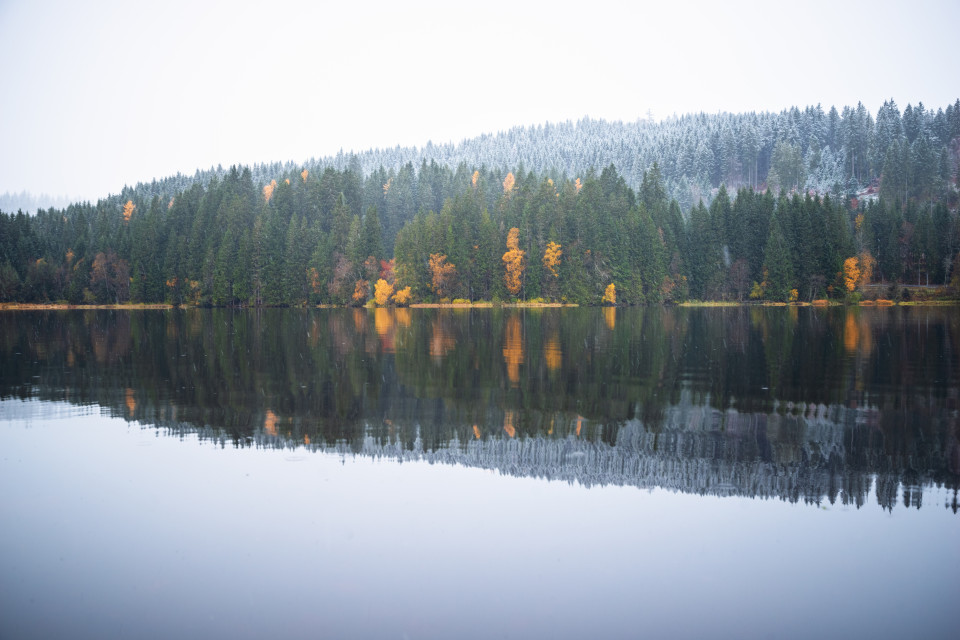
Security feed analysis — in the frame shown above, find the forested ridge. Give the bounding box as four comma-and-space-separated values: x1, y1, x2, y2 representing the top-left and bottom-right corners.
1, 99, 959, 306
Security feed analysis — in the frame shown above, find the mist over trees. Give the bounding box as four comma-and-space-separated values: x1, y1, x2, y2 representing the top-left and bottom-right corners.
1, 99, 958, 305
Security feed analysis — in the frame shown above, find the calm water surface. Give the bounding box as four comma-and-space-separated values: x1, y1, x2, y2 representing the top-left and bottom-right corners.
1, 307, 958, 639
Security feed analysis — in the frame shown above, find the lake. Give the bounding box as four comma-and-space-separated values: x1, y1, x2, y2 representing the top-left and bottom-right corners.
1, 306, 958, 639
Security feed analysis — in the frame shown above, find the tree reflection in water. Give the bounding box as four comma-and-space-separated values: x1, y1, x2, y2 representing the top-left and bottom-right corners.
1, 306, 957, 511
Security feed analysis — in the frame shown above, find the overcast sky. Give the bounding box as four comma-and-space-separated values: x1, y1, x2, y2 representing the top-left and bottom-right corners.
1, 0, 957, 202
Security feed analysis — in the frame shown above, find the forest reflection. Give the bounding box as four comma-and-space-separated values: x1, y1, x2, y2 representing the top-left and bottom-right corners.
1, 306, 957, 511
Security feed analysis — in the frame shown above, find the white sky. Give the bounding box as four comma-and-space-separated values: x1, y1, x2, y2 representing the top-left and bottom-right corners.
1, 0, 957, 202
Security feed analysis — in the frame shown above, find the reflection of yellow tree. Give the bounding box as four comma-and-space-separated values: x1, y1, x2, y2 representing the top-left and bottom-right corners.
395, 307, 411, 328
264, 409, 278, 437
473, 425, 482, 439
503, 410, 516, 438
430, 316, 456, 358
374, 308, 395, 352
125, 388, 136, 415
503, 315, 524, 386
604, 306, 616, 330
544, 333, 562, 371
843, 309, 859, 353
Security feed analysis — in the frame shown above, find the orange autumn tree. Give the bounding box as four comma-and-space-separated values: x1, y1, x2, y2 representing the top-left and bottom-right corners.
122, 200, 135, 223
428, 253, 457, 299
351, 279, 369, 305
502, 227, 525, 297
843, 257, 861, 292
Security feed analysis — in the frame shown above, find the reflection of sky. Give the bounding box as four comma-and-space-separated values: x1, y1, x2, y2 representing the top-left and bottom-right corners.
1, 399, 958, 640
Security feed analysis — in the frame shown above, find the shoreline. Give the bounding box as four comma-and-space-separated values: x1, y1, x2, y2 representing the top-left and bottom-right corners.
2, 299, 955, 311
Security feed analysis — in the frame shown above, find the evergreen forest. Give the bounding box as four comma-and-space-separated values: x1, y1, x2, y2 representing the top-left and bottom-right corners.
1, 99, 959, 306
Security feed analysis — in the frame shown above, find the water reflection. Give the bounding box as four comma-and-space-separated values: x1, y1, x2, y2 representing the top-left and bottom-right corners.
0, 306, 957, 511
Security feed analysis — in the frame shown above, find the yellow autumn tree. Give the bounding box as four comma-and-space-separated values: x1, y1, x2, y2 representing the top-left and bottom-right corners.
301, 169, 309, 182
502, 227, 525, 296
472, 170, 479, 189
374, 278, 394, 306
843, 257, 861, 292
502, 172, 515, 194
392, 286, 412, 306
542, 241, 562, 278
602, 283, 616, 305
428, 253, 457, 298
575, 178, 583, 193
263, 180, 277, 202
122, 200, 135, 223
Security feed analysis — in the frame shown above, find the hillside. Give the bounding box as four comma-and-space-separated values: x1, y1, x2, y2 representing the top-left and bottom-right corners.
1, 99, 958, 306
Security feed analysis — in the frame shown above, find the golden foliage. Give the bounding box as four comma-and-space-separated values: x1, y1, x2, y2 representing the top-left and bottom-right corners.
392, 286, 413, 306
602, 283, 616, 305
263, 180, 277, 202
374, 278, 394, 306
471, 170, 479, 189
502, 228, 525, 296
502, 172, 515, 194
542, 241, 562, 278
575, 178, 583, 193
284, 178, 290, 185
473, 425, 482, 439
125, 388, 136, 415
122, 200, 135, 222
788, 289, 799, 302
168, 197, 175, 209
301, 169, 309, 182
843, 257, 860, 292
65, 248, 75, 265
428, 253, 457, 298
383, 178, 392, 195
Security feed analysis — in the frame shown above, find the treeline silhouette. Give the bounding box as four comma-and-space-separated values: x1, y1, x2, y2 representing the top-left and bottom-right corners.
1, 100, 959, 306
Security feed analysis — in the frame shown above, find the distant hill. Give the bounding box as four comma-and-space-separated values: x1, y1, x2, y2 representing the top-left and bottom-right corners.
120, 99, 959, 214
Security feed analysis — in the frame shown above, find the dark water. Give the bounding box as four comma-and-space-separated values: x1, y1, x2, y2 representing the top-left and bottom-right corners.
1, 307, 958, 639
